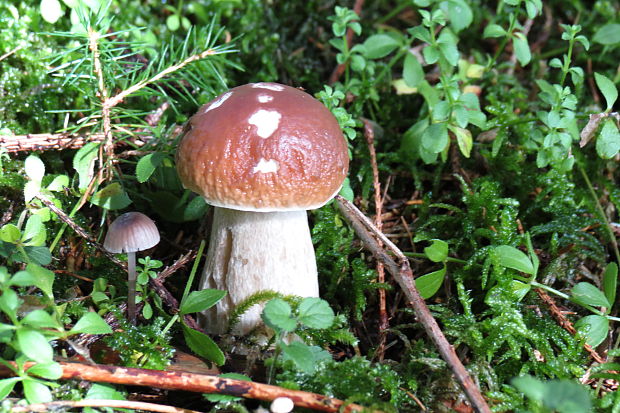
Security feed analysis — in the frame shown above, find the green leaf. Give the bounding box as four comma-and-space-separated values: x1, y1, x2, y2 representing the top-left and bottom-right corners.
166, 14, 180, 31
575, 315, 609, 347
73, 142, 99, 191
596, 119, 620, 159
70, 311, 113, 335
513, 32, 531, 66
421, 123, 449, 153
592, 23, 620, 45
182, 324, 225, 365
136, 152, 165, 183
180, 289, 226, 315
512, 375, 545, 401
603, 262, 618, 308
450, 126, 473, 158
297, 298, 335, 329
483, 24, 506, 38
571, 282, 611, 308
90, 182, 132, 210
423, 44, 440, 64
24, 246, 52, 266
22, 215, 46, 247
415, 265, 446, 299
25, 155, 45, 182
27, 362, 62, 380
85, 383, 126, 400
524, 0, 541, 18
9, 270, 37, 287
46, 175, 69, 191
437, 30, 459, 67
0, 224, 21, 243
280, 342, 320, 373
23, 379, 52, 403
0, 378, 21, 400
443, 0, 472, 32
510, 280, 532, 301
594, 72, 618, 112
24, 180, 41, 203
262, 298, 296, 332
362, 34, 401, 59
22, 310, 59, 329
26, 264, 54, 298
40, 0, 64, 24
403, 53, 424, 88
495, 245, 535, 275
17, 328, 54, 363
424, 239, 448, 262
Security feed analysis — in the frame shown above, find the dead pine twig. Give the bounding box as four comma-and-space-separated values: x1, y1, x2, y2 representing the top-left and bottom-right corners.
9, 399, 201, 413
362, 119, 389, 361
0, 132, 106, 153
335, 195, 492, 413
0, 362, 370, 413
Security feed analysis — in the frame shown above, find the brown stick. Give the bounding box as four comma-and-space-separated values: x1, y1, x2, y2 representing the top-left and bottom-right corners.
10, 399, 201, 413
0, 362, 367, 412
335, 196, 491, 413
0, 133, 105, 153
363, 119, 389, 361
328, 0, 365, 84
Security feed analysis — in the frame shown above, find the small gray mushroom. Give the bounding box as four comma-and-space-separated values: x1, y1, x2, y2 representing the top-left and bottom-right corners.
104, 212, 160, 324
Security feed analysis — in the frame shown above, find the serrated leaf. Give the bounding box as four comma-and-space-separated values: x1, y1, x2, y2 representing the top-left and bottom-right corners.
262, 298, 296, 332
136, 152, 165, 183
182, 324, 225, 365
180, 289, 226, 315
297, 298, 334, 329
571, 282, 611, 308
363, 34, 401, 59
594, 72, 618, 112
592, 23, 620, 46
25, 155, 45, 182
575, 315, 609, 347
495, 245, 535, 275
415, 265, 446, 299
403, 53, 424, 88
71, 311, 112, 335
17, 328, 53, 363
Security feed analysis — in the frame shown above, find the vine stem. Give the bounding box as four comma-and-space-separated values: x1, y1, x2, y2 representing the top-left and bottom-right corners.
336, 196, 492, 413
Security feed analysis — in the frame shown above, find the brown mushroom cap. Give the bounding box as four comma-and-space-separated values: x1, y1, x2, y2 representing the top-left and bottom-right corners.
176, 82, 349, 212
103, 212, 160, 253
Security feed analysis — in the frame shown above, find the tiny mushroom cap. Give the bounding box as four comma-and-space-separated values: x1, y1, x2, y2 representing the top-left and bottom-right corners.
103, 212, 160, 253
270, 397, 295, 413
176, 82, 349, 212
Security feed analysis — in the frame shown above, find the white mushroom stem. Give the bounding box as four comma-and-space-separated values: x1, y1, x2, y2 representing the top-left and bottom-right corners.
198, 208, 319, 335
127, 252, 137, 324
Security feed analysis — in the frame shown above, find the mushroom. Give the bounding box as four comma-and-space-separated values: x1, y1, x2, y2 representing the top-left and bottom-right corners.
104, 212, 160, 324
176, 82, 348, 335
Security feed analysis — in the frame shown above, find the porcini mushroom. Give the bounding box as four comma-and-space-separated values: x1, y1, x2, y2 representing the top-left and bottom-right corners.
176, 82, 348, 335
104, 212, 160, 324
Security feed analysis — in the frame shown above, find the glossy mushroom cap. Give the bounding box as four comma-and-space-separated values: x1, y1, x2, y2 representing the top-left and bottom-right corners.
175, 82, 349, 212
103, 212, 160, 253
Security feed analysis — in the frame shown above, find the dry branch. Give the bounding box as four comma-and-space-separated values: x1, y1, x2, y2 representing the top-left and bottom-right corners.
0, 133, 105, 153
335, 195, 491, 413
9, 399, 201, 413
0, 362, 367, 413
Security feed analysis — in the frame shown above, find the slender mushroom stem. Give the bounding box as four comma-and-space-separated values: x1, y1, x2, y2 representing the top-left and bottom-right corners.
127, 251, 137, 324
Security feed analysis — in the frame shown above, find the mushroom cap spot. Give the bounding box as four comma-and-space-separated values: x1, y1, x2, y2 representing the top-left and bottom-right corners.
251, 82, 285, 91
103, 212, 160, 253
248, 109, 281, 138
252, 158, 279, 174
176, 82, 349, 211
204, 91, 232, 113
257, 94, 273, 103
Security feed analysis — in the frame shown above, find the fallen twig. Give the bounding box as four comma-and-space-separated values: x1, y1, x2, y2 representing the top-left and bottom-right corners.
363, 119, 389, 361
9, 399, 201, 413
335, 195, 491, 413
0, 362, 368, 412
0, 132, 105, 153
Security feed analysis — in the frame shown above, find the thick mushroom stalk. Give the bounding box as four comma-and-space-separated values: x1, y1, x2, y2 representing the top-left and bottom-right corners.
176, 82, 349, 335
200, 208, 318, 335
